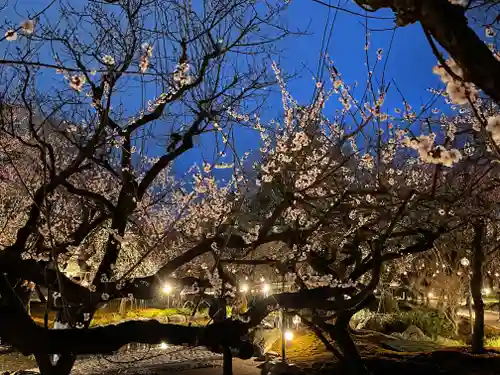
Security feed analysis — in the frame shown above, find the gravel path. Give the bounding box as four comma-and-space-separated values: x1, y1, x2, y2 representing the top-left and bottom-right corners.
19, 345, 226, 375
175, 359, 260, 375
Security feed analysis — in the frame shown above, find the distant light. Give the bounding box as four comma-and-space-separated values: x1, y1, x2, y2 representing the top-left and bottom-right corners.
428, 292, 434, 298
163, 284, 172, 294
496, 273, 499, 277
461, 258, 470, 267
482, 287, 491, 295
240, 284, 249, 293
292, 315, 301, 325
284, 330, 294, 341
260, 276, 265, 282
262, 284, 270, 294
160, 342, 168, 350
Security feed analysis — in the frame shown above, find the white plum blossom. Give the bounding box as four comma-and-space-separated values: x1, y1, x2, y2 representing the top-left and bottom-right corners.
486, 115, 500, 145
486, 26, 496, 38
68, 74, 86, 92
402, 134, 461, 167
20, 20, 34, 34
172, 62, 193, 88
139, 43, 153, 73
102, 55, 115, 65
448, 0, 468, 5
4, 30, 17, 41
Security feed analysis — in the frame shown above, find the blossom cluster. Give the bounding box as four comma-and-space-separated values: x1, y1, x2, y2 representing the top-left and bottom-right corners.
4, 19, 34, 41
433, 58, 478, 105
402, 134, 462, 167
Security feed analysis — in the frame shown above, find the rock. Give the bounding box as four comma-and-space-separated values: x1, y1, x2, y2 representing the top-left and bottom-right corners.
398, 301, 414, 311
399, 325, 430, 341
167, 314, 187, 324
266, 351, 280, 358
254, 352, 280, 363
356, 315, 385, 332
250, 327, 281, 357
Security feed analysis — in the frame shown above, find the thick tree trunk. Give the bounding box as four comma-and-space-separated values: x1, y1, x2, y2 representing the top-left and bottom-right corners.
223, 347, 233, 375
334, 327, 371, 375
35, 353, 76, 375
353, 0, 500, 104
333, 313, 371, 375
211, 297, 232, 375
467, 293, 474, 335
471, 222, 485, 353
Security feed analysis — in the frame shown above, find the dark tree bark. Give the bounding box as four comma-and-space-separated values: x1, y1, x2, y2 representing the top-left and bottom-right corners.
471, 221, 485, 353
0, 315, 253, 358
223, 347, 233, 375
35, 353, 76, 375
210, 296, 232, 375
334, 327, 371, 375
333, 310, 372, 375
351, 0, 500, 104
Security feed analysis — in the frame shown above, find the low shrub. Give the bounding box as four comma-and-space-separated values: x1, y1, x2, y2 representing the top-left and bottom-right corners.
485, 336, 500, 348
355, 309, 456, 339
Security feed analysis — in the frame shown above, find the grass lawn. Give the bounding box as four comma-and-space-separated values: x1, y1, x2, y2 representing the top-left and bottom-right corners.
29, 306, 208, 327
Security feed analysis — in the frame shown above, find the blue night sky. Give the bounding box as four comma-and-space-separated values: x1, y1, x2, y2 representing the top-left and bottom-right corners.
175, 0, 443, 175
2, 0, 444, 177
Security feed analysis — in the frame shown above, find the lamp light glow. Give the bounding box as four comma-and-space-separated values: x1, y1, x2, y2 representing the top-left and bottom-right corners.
240, 284, 249, 293
162, 284, 172, 294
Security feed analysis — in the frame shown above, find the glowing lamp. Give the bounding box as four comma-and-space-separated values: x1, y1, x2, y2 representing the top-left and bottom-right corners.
162, 284, 172, 294
240, 284, 249, 293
